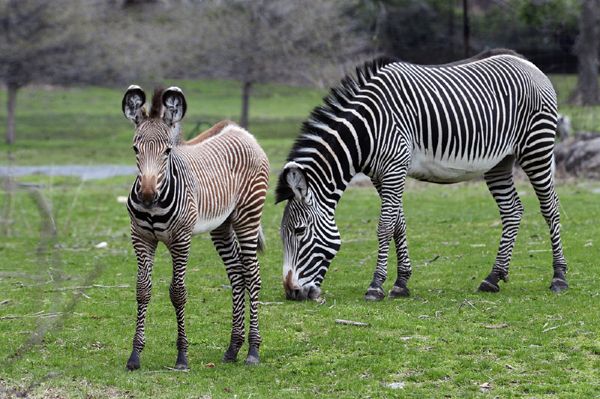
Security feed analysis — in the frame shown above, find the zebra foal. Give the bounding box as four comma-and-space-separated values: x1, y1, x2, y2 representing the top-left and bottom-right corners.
276, 49, 568, 301
122, 86, 269, 369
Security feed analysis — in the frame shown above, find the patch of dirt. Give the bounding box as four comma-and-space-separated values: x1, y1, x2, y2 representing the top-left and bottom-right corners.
0, 378, 134, 399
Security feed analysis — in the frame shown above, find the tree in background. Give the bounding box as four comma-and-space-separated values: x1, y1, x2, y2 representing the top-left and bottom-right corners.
0, 0, 181, 145
570, 0, 600, 105
188, 0, 372, 129
371, 0, 461, 64
0, 0, 90, 144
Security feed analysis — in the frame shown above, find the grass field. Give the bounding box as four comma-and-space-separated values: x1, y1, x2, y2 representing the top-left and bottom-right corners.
1, 77, 600, 398
0, 75, 599, 168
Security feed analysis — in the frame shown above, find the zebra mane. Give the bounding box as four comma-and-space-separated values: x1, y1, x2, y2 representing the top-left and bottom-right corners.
435, 48, 526, 68
148, 87, 165, 119
275, 57, 396, 203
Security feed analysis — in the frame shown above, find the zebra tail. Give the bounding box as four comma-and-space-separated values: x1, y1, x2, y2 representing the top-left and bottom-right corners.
257, 225, 265, 253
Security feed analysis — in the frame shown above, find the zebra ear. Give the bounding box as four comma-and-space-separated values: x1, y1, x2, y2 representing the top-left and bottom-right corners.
122, 85, 146, 125
277, 162, 308, 202
162, 87, 187, 126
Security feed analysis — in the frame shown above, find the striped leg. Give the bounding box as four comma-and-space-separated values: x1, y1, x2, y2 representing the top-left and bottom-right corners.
236, 228, 262, 365
389, 204, 411, 298
126, 233, 157, 371
479, 157, 523, 292
167, 235, 191, 370
520, 149, 568, 292
211, 223, 246, 362
366, 169, 408, 301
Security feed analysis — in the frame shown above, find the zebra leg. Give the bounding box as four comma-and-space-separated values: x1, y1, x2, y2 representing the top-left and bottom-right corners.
366, 173, 407, 301
211, 223, 246, 362
479, 159, 523, 293
520, 151, 568, 292
237, 231, 262, 365
126, 233, 157, 371
167, 236, 191, 370
389, 206, 411, 298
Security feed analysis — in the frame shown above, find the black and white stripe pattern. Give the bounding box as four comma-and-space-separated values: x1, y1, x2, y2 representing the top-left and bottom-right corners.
276, 49, 568, 301
122, 86, 269, 369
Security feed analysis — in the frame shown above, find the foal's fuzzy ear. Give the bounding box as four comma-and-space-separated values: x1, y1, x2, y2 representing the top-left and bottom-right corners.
276, 162, 308, 204
162, 87, 187, 126
122, 85, 146, 125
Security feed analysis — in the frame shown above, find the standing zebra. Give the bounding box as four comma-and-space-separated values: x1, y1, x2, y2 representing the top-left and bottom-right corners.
122, 86, 269, 369
276, 49, 568, 301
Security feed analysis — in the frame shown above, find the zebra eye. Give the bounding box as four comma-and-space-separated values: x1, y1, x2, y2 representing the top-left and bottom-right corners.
132, 145, 139, 154
165, 147, 172, 156
294, 226, 306, 236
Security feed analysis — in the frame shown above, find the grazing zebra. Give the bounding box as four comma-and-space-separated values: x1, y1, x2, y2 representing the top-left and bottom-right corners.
122, 86, 269, 369
276, 49, 568, 301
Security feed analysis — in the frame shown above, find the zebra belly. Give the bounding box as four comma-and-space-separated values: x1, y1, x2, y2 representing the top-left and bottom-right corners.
192, 211, 231, 234
408, 150, 511, 183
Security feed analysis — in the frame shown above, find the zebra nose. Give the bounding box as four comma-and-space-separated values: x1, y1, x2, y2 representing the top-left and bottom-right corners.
141, 191, 157, 207
284, 270, 305, 300
140, 175, 157, 207
285, 287, 306, 301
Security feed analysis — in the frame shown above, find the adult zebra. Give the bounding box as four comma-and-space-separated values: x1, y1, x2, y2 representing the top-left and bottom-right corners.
122, 86, 269, 369
276, 49, 568, 301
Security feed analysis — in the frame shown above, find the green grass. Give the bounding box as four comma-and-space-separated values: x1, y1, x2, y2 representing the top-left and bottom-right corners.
549, 74, 600, 132
1, 176, 599, 398
0, 75, 599, 169
1, 77, 600, 397
0, 80, 325, 168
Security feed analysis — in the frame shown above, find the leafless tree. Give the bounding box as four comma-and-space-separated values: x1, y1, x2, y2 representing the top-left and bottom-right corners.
0, 0, 181, 144
570, 0, 600, 105
0, 1, 93, 144
187, 0, 373, 128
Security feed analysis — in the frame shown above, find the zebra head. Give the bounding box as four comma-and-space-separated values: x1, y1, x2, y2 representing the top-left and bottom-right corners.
122, 85, 187, 208
276, 162, 341, 300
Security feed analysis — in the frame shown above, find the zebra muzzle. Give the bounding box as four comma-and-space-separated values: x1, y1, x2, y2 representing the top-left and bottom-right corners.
284, 271, 321, 300
140, 175, 158, 207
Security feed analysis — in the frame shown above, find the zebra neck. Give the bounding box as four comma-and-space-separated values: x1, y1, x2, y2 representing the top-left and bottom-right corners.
295, 158, 351, 213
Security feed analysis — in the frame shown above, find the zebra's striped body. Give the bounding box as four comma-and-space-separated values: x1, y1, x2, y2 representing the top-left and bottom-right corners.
122, 87, 269, 369
276, 49, 568, 301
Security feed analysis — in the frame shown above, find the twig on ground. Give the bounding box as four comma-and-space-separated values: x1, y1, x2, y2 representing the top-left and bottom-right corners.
542, 325, 560, 333
483, 323, 509, 329
335, 319, 369, 327
458, 299, 478, 311
1, 311, 63, 320
258, 301, 284, 306
44, 284, 129, 292
425, 255, 440, 265
164, 367, 189, 373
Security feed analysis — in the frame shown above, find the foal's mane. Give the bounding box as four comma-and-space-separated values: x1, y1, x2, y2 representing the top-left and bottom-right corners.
184, 120, 233, 146
148, 87, 165, 119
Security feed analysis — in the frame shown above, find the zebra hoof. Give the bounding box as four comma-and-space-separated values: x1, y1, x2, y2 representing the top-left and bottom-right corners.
174, 351, 188, 370
223, 349, 238, 363
244, 355, 260, 366
245, 346, 259, 365
478, 279, 500, 293
550, 278, 568, 293
365, 287, 385, 301
126, 351, 140, 371
389, 285, 410, 298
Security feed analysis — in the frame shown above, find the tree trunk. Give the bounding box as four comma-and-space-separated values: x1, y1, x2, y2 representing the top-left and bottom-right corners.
240, 80, 252, 129
570, 0, 600, 105
6, 84, 18, 145
462, 0, 470, 58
